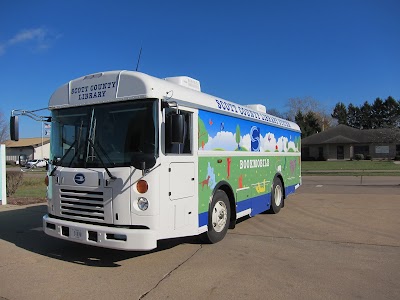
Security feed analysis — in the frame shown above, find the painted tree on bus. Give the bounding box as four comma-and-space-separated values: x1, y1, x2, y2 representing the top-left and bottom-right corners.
235, 124, 241, 150
198, 118, 209, 149
295, 136, 301, 152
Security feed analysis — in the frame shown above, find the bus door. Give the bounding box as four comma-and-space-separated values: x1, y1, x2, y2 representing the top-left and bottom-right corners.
163, 107, 198, 235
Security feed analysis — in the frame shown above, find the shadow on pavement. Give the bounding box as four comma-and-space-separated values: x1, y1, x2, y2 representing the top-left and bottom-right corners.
0, 204, 202, 267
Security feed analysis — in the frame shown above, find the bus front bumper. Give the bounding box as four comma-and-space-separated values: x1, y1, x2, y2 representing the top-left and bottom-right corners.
43, 214, 157, 251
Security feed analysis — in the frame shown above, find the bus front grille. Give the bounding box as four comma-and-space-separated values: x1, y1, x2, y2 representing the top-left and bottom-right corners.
59, 189, 105, 221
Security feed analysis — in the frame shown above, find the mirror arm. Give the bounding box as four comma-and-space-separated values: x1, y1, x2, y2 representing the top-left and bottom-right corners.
12, 109, 51, 122
162, 100, 179, 114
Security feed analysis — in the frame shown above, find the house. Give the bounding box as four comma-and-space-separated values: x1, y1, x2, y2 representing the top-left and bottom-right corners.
301, 124, 400, 160
4, 138, 50, 162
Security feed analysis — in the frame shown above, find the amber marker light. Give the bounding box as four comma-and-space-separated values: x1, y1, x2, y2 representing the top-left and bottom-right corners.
45, 175, 49, 186
137, 180, 148, 193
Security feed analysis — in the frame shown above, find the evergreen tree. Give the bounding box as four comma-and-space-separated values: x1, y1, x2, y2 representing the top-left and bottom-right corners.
347, 104, 361, 128
296, 111, 321, 137
331, 102, 348, 125
295, 111, 306, 136
383, 96, 400, 128
360, 101, 373, 129
371, 98, 385, 128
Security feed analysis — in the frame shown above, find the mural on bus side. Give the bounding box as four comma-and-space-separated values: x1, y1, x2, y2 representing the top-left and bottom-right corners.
197, 110, 301, 227
198, 110, 301, 152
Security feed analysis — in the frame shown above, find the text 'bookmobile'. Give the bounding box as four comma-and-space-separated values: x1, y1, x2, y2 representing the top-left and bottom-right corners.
11, 70, 301, 250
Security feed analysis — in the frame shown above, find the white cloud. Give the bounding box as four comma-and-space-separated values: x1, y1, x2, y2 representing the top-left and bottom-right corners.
287, 141, 298, 152
9, 28, 47, 45
0, 27, 59, 56
203, 131, 238, 151
241, 134, 251, 151
260, 132, 277, 152
277, 136, 288, 152
202, 131, 296, 153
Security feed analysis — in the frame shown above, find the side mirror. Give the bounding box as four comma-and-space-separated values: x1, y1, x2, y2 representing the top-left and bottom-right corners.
19, 154, 27, 167
10, 116, 19, 141
131, 155, 156, 171
168, 113, 185, 144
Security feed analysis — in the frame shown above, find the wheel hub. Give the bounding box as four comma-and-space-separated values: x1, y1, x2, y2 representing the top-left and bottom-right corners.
212, 200, 228, 233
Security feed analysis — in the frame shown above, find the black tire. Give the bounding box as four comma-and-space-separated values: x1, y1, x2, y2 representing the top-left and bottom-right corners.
268, 177, 283, 214
202, 190, 231, 244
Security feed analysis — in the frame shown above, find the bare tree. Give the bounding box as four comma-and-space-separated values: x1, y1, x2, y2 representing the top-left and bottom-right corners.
0, 111, 9, 143
285, 97, 333, 130
265, 108, 285, 119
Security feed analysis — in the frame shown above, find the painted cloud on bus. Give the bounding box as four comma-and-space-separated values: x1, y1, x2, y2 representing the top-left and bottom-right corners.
198, 110, 300, 152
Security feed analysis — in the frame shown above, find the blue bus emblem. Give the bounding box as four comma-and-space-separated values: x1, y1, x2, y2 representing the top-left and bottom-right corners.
250, 126, 260, 152
74, 173, 85, 184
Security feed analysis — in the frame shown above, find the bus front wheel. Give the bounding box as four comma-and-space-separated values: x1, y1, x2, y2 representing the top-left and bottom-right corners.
203, 190, 231, 244
269, 177, 283, 214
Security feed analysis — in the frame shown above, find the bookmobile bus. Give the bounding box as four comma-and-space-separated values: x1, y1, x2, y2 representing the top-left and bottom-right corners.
10, 71, 301, 251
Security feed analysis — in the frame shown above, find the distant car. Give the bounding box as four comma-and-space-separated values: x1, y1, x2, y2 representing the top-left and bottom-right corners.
26, 159, 47, 168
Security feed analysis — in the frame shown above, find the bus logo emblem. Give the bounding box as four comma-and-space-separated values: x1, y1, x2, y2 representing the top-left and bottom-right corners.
74, 173, 85, 184
250, 126, 260, 152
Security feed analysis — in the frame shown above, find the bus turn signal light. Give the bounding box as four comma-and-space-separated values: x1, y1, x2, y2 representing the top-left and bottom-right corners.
45, 175, 49, 186
137, 180, 148, 193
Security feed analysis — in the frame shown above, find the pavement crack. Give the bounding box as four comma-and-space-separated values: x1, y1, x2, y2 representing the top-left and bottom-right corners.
230, 232, 400, 248
138, 244, 203, 299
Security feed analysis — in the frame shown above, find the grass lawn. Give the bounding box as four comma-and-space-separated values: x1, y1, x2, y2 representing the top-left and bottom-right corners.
302, 160, 400, 176
302, 160, 400, 171
13, 175, 47, 199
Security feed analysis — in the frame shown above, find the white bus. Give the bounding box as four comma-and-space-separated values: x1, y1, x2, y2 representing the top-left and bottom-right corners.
11, 71, 301, 250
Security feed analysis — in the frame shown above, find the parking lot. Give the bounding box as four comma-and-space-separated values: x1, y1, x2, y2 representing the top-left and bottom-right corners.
0, 176, 399, 300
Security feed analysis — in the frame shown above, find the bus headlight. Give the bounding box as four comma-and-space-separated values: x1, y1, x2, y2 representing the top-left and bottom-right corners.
137, 197, 149, 211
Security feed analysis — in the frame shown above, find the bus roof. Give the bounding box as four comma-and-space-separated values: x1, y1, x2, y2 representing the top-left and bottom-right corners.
48, 70, 300, 132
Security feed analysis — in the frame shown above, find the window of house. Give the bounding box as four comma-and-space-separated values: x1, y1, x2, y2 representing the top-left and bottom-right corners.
354, 145, 369, 156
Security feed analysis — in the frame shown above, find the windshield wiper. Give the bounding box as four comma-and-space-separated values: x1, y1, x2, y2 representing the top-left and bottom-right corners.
49, 140, 77, 176
87, 138, 117, 180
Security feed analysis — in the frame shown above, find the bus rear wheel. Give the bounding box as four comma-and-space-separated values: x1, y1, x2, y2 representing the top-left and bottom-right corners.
269, 177, 283, 214
202, 190, 231, 244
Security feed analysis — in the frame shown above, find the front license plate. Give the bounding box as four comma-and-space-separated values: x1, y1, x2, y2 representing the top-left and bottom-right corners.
71, 228, 84, 240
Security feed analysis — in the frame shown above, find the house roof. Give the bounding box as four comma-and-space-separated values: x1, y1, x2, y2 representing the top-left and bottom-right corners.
4, 138, 50, 148
323, 135, 359, 144
302, 124, 400, 145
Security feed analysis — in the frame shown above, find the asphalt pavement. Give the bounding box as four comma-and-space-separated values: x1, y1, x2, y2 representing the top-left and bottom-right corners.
0, 176, 399, 300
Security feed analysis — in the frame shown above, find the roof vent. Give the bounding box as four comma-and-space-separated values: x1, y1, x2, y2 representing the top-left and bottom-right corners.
164, 76, 201, 92
245, 104, 266, 113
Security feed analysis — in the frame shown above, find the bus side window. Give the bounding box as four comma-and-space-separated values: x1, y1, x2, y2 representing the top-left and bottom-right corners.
165, 109, 192, 154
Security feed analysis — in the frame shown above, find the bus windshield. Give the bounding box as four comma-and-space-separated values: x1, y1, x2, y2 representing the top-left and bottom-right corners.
51, 99, 158, 168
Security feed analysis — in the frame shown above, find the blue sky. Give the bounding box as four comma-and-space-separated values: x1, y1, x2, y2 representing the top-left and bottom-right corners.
1, 0, 399, 138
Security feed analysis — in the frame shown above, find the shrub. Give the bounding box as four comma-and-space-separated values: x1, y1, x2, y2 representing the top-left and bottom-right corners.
6, 160, 17, 166
6, 171, 23, 197
365, 155, 372, 160
301, 156, 315, 161
394, 155, 400, 161
354, 154, 364, 161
